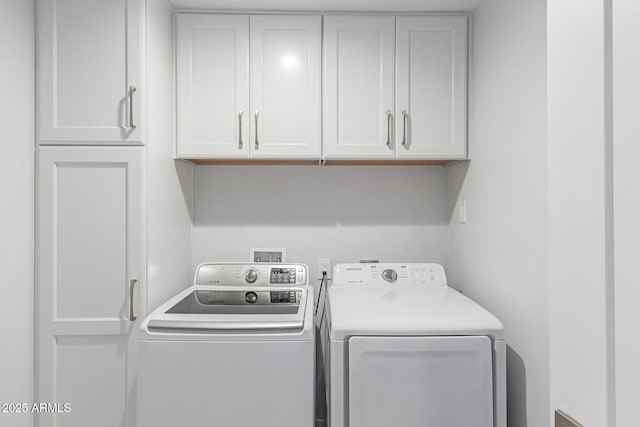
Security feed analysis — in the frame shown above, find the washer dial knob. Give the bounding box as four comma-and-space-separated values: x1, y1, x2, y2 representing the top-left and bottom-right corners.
245, 269, 258, 283
382, 269, 398, 283
245, 292, 258, 303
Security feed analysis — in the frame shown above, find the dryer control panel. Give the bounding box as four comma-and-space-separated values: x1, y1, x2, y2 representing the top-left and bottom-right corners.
332, 263, 447, 287
194, 263, 308, 287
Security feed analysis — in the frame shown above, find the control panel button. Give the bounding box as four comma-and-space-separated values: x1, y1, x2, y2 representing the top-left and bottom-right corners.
245, 269, 258, 284
382, 269, 398, 283
245, 292, 258, 303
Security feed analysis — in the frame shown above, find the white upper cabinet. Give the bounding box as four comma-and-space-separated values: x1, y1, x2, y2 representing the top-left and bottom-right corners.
175, 13, 467, 161
38, 0, 143, 144
323, 15, 468, 160
323, 16, 395, 159
395, 16, 468, 159
176, 14, 321, 159
176, 14, 249, 158
250, 15, 322, 159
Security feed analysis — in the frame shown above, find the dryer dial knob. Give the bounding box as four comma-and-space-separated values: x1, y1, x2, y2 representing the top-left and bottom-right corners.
245, 269, 258, 283
245, 292, 258, 303
382, 269, 398, 283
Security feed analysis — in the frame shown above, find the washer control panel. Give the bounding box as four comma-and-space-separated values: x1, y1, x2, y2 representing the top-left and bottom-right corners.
333, 263, 447, 287
195, 263, 308, 287
270, 267, 297, 284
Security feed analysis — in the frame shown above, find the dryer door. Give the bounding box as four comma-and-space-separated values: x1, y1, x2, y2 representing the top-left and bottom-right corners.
348, 335, 493, 427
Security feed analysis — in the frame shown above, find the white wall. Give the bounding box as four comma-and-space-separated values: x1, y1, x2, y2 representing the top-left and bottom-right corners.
0, 1, 34, 426
146, 0, 194, 311
547, 0, 613, 425
192, 166, 450, 282
447, 0, 548, 426
613, 0, 640, 424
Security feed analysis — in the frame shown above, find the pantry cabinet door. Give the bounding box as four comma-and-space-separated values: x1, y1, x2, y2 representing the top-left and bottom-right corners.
38, 0, 143, 144
395, 16, 468, 159
36, 147, 143, 427
176, 14, 250, 158
250, 15, 321, 159
323, 15, 395, 159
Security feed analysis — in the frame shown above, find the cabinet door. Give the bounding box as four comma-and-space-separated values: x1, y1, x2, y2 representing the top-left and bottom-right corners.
38, 0, 143, 144
323, 16, 395, 159
396, 16, 468, 159
176, 14, 249, 158
250, 15, 321, 159
36, 147, 143, 427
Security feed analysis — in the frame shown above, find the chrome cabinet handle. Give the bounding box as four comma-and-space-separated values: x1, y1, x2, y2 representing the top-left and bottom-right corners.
128, 85, 137, 129
129, 279, 137, 321
254, 110, 260, 149
385, 110, 392, 147
238, 110, 244, 149
401, 110, 408, 147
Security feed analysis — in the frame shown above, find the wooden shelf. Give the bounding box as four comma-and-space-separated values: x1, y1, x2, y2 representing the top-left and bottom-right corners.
182, 159, 462, 166
183, 159, 320, 166
322, 159, 460, 166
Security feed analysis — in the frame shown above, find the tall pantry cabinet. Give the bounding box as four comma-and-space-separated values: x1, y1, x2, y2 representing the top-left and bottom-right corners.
36, 1, 145, 426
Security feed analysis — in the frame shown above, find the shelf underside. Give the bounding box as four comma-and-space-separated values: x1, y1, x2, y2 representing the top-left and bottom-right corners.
183, 159, 461, 166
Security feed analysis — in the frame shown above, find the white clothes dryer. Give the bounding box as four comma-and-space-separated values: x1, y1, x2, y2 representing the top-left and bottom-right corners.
320, 263, 506, 427
138, 263, 314, 427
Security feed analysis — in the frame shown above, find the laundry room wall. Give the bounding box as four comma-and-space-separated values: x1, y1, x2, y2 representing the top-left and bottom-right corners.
612, 0, 640, 423
192, 165, 450, 283
145, 0, 195, 312
0, 0, 35, 426
447, 0, 548, 426
547, 0, 613, 424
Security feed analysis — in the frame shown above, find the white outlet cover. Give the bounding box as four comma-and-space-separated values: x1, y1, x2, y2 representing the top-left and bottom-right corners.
458, 200, 468, 223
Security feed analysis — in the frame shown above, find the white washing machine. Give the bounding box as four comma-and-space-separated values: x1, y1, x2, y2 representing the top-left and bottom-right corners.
320, 263, 506, 427
138, 263, 314, 427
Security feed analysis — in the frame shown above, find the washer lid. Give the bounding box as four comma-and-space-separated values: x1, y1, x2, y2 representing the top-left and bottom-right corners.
144, 286, 308, 334
326, 285, 504, 340
166, 290, 301, 315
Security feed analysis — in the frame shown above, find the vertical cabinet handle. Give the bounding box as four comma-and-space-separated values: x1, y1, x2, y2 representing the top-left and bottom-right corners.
401, 110, 408, 147
129, 279, 138, 322
128, 86, 137, 130
238, 110, 244, 149
254, 110, 260, 149
385, 110, 392, 147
